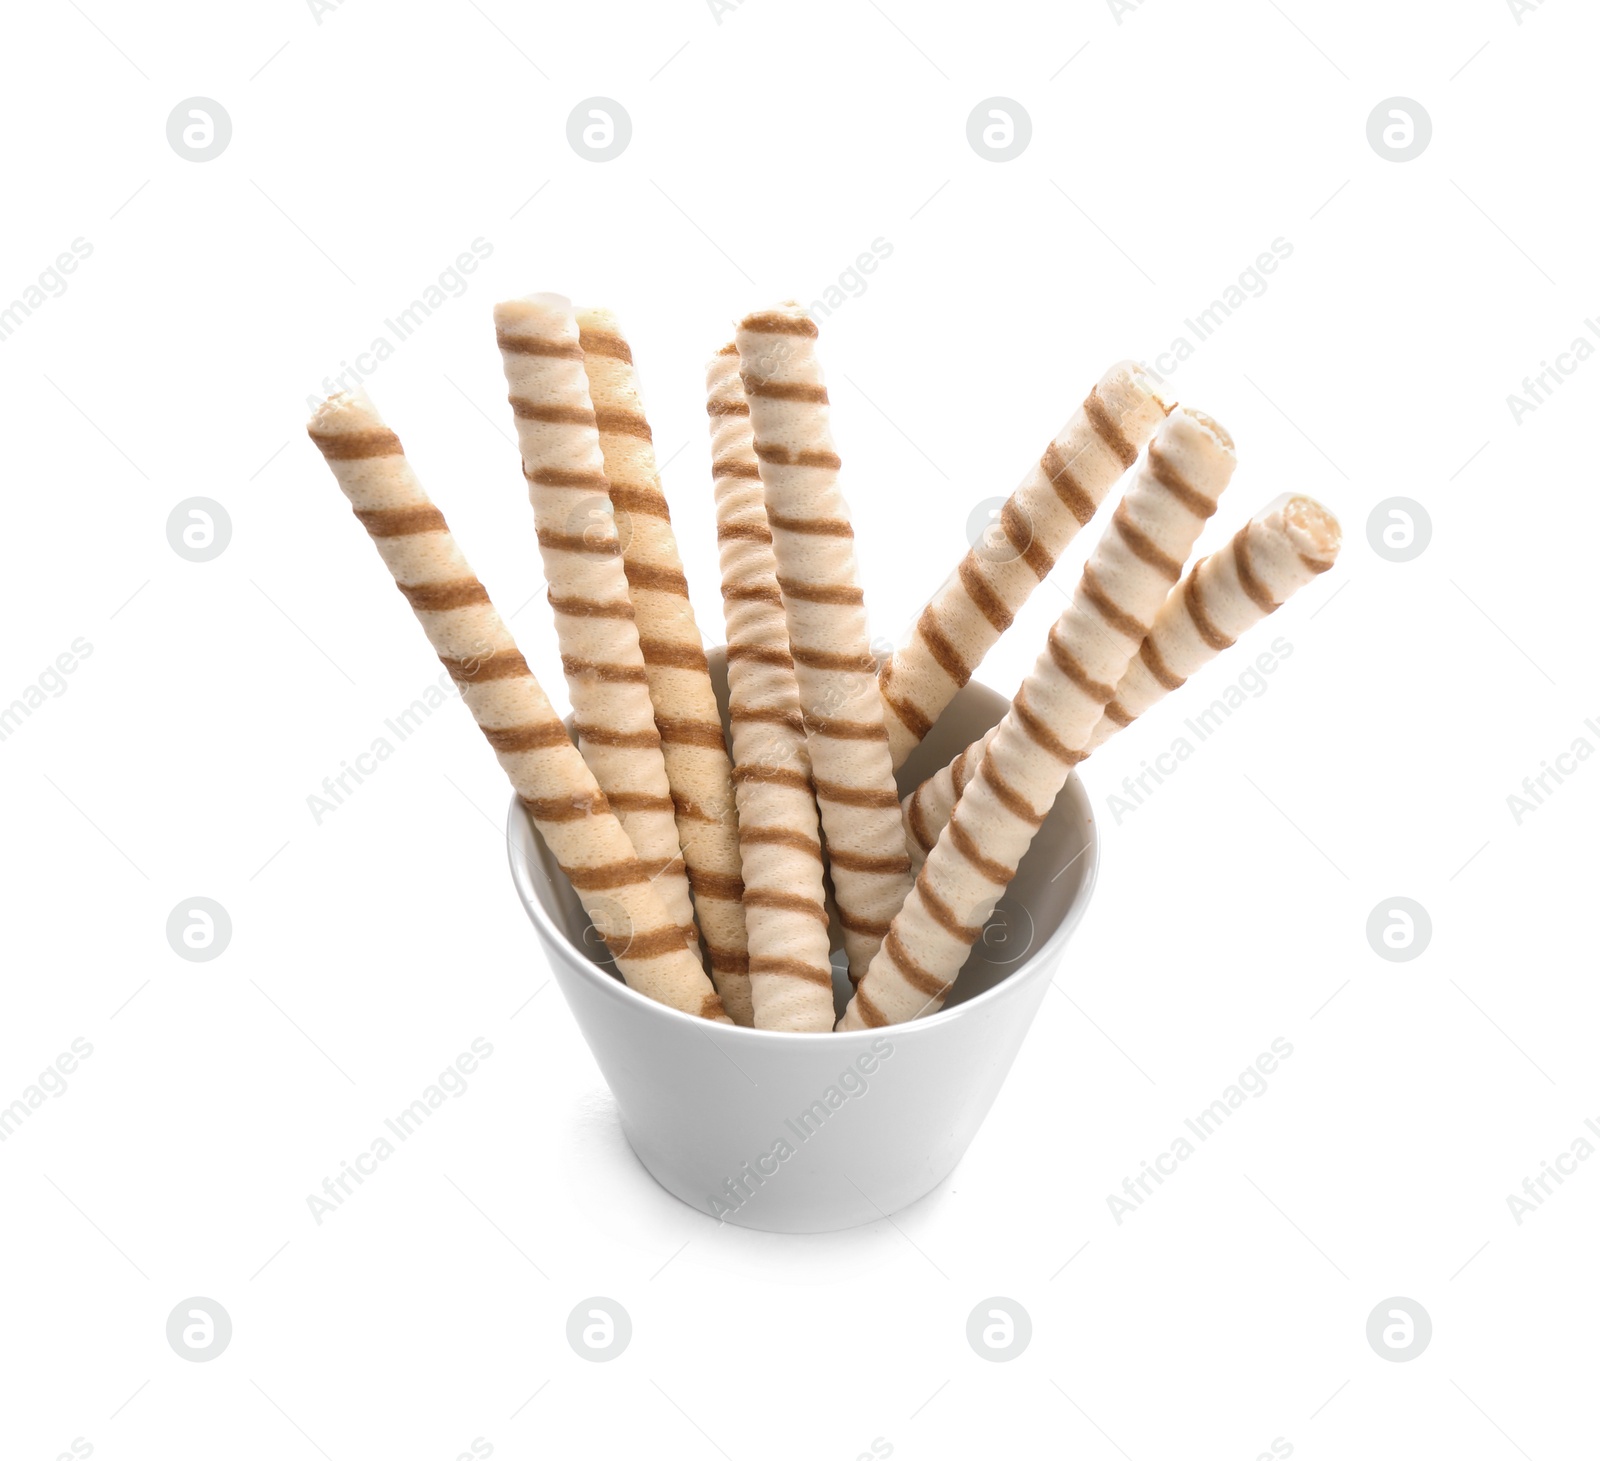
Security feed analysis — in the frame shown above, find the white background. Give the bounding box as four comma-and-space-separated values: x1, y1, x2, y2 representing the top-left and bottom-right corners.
2, 0, 1596, 1456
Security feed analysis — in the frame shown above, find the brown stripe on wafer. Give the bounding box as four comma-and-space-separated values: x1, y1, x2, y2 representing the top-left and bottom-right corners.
1139, 635, 1186, 691
560, 655, 650, 683
1013, 686, 1085, 766
538, 528, 620, 557
1232, 526, 1277, 612
593, 407, 652, 441
767, 510, 852, 537
775, 576, 864, 605
638, 640, 709, 672
884, 924, 950, 999
978, 756, 1046, 827
814, 780, 900, 809
312, 427, 403, 460
1048, 627, 1117, 703
792, 647, 876, 673
625, 561, 691, 595
526, 466, 612, 490
740, 825, 824, 859
718, 518, 772, 543
1112, 500, 1184, 582
838, 909, 892, 937
712, 456, 761, 477
356, 505, 447, 537
520, 792, 609, 821
880, 677, 934, 742
733, 764, 811, 791
741, 311, 820, 337
598, 790, 676, 813
708, 947, 750, 974
1145, 440, 1219, 516
548, 594, 636, 619
1079, 562, 1149, 643
726, 643, 794, 668
564, 858, 649, 890
573, 723, 662, 749
481, 722, 571, 752
495, 331, 584, 358
687, 868, 745, 900
577, 329, 633, 363
804, 714, 888, 742
1040, 441, 1098, 524
744, 890, 831, 924
850, 987, 889, 1027
608, 484, 671, 518
957, 557, 1014, 633
746, 381, 830, 405
748, 957, 833, 987
1184, 565, 1235, 651
729, 705, 806, 735
913, 606, 971, 687
442, 648, 530, 683
724, 582, 783, 605
915, 872, 983, 943
952, 748, 977, 797
400, 579, 491, 611
947, 817, 1016, 886
707, 399, 751, 418
605, 924, 698, 960
1102, 699, 1134, 727
655, 717, 729, 749
510, 399, 597, 426
1003, 498, 1055, 580
1083, 385, 1138, 467
828, 847, 913, 874
907, 792, 936, 855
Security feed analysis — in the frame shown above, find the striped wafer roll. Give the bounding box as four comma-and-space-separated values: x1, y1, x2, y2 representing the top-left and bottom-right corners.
708, 345, 835, 1032
902, 726, 998, 874
1086, 493, 1340, 750
877, 361, 1173, 769
734, 304, 913, 984
578, 309, 752, 1026
842, 407, 1235, 1029
306, 389, 727, 1022
493, 293, 697, 949
900, 495, 1341, 864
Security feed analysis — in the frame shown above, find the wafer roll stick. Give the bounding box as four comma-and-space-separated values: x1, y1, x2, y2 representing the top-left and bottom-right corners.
877, 362, 1173, 769
842, 408, 1235, 1029
902, 494, 1342, 863
1086, 493, 1341, 750
578, 309, 752, 1026
708, 345, 835, 1032
493, 294, 697, 947
307, 390, 727, 1022
735, 305, 913, 983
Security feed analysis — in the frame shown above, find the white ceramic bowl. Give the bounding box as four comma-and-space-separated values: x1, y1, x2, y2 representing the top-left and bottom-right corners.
507, 652, 1098, 1233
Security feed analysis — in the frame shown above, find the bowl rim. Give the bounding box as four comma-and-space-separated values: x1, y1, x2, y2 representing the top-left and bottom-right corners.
505, 761, 1100, 1048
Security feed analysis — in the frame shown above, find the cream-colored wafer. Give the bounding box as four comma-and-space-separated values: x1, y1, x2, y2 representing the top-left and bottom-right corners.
306, 389, 727, 1022
493, 293, 697, 949
708, 345, 835, 1032
735, 304, 913, 983
902, 494, 1342, 864
842, 407, 1235, 1028
578, 309, 752, 1026
877, 362, 1173, 769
